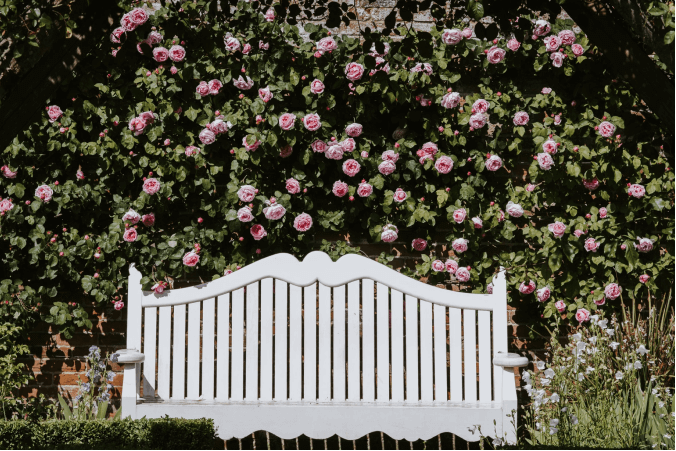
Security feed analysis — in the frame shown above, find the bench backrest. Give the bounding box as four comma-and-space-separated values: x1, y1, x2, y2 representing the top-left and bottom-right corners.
127, 251, 508, 404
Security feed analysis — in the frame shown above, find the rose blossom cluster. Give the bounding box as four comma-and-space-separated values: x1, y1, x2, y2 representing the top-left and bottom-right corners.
128, 111, 156, 136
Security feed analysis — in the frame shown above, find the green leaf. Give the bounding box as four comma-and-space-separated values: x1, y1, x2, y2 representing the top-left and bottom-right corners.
58, 393, 72, 419
548, 249, 562, 272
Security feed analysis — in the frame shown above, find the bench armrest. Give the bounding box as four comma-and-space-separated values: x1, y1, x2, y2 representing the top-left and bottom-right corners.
493, 352, 528, 368
115, 349, 145, 364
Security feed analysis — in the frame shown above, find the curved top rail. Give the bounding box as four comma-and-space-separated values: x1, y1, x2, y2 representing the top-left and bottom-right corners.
138, 251, 504, 311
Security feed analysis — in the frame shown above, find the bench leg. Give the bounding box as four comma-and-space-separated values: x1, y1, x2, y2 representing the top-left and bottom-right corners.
501, 367, 519, 445
121, 363, 139, 419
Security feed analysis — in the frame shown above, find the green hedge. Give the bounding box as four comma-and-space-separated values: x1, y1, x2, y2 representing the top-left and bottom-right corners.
0, 416, 217, 450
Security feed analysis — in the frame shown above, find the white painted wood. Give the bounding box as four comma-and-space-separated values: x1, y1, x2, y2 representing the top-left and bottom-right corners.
216, 295, 230, 400
125, 264, 143, 414
245, 282, 259, 401
318, 283, 331, 402
346, 281, 360, 402
202, 298, 215, 400
419, 301, 433, 402
333, 285, 346, 402
288, 285, 302, 401
231, 288, 245, 401
433, 304, 447, 402
260, 279, 273, 401
304, 284, 317, 401
142, 307, 157, 399
449, 309, 462, 403
404, 295, 418, 403
274, 281, 288, 401
187, 301, 201, 400
362, 279, 375, 402
478, 310, 492, 402
463, 309, 477, 402
156, 306, 171, 400
172, 304, 186, 400
376, 282, 389, 402
390, 290, 404, 403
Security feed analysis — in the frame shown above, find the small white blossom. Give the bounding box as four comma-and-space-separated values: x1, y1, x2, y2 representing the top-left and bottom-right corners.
561, 407, 567, 412
664, 434, 672, 439
578, 373, 585, 381
637, 344, 649, 355
544, 368, 555, 378
605, 328, 615, 336
572, 333, 582, 342
610, 341, 620, 350
598, 319, 608, 329
586, 366, 595, 374
541, 378, 551, 386
537, 361, 546, 370
659, 401, 665, 408
634, 361, 643, 369
589, 336, 597, 345
549, 427, 558, 435
615, 371, 624, 380
570, 414, 578, 425
550, 393, 560, 402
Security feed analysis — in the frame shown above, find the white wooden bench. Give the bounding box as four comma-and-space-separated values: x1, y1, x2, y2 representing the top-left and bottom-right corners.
118, 251, 527, 443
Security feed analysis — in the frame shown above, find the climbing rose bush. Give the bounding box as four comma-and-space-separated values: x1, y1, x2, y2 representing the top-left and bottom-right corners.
0, 1, 673, 333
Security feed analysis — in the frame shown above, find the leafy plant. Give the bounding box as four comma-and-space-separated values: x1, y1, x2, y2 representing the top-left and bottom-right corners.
0, 323, 31, 421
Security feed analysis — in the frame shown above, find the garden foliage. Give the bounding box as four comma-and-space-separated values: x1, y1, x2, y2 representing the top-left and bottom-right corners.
0, 1, 673, 336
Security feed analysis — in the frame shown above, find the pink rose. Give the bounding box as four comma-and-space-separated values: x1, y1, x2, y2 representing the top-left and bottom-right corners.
332, 181, 348, 197
342, 159, 361, 177
526, 184, 535, 192
469, 217, 481, 229
310, 79, 325, 94
233, 75, 254, 90
224, 35, 241, 52
604, 283, 622, 300
452, 238, 468, 253
317, 37, 337, 52
243, 136, 260, 151
151, 282, 167, 294
345, 63, 364, 81
279, 146, 294, 159
110, 27, 125, 44
639, 274, 650, 284
47, 105, 63, 123
357, 182, 373, 198
340, 138, 356, 153
594, 297, 606, 306
432, 260, 445, 272
554, 115, 562, 125
381, 224, 398, 243
550, 52, 564, 67
545, 35, 562, 52
311, 140, 327, 153
143, 178, 161, 195
325, 145, 345, 160
153, 47, 169, 62
208, 79, 223, 95
146, 31, 163, 45
442, 28, 463, 45
183, 251, 200, 266
571, 44, 584, 56
583, 178, 600, 190
35, 184, 53, 202
264, 8, 276, 21
237, 206, 254, 222
199, 128, 216, 145
123, 209, 141, 224
263, 199, 286, 220
519, 280, 536, 295
123, 228, 138, 242
506, 201, 523, 218
279, 113, 297, 131
393, 188, 407, 203
542, 87, 552, 94
130, 7, 148, 25
469, 113, 487, 129
598, 121, 616, 138
142, 213, 155, 227
537, 287, 551, 302
472, 99, 489, 114
507, 39, 520, 51
294, 213, 313, 232
128, 117, 147, 136
1, 165, 17, 178
139, 111, 155, 125
575, 308, 590, 323
259, 86, 273, 102
286, 178, 300, 194
346, 123, 363, 137
412, 238, 427, 251
114, 301, 125, 311
453, 208, 467, 223
628, 184, 645, 198
584, 237, 600, 252
537, 153, 555, 170
378, 160, 396, 175
446, 259, 459, 274
242, 43, 252, 54
461, 27, 473, 38
211, 119, 231, 135
485, 155, 503, 172
251, 224, 268, 240
435, 156, 454, 174
303, 113, 321, 131
534, 20, 551, 37
419, 97, 432, 107
558, 30, 576, 46
487, 283, 494, 294
635, 237, 654, 253
574, 229, 586, 238
382, 150, 399, 162
542, 139, 558, 154
487, 46, 506, 64
120, 13, 137, 32
599, 207, 608, 218
258, 41, 269, 50
513, 112, 529, 126
196, 81, 209, 97
555, 301, 566, 312
169, 45, 186, 62
237, 185, 256, 202
0, 198, 14, 214
456, 267, 471, 282
441, 92, 461, 109
548, 221, 567, 238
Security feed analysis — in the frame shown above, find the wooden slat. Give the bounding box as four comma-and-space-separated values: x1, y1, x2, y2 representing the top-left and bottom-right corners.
419, 300, 433, 402
245, 282, 260, 401
231, 288, 245, 401
362, 279, 375, 402
260, 279, 274, 401
274, 280, 288, 401
157, 306, 171, 400
405, 295, 418, 402
142, 307, 157, 399
304, 284, 317, 401
187, 302, 201, 400
390, 289, 404, 403
216, 294, 230, 400
318, 283, 331, 402
463, 309, 477, 402
289, 284, 303, 401
376, 282, 390, 402
478, 310, 492, 402
202, 298, 215, 400
333, 285, 346, 402
347, 281, 360, 402
172, 304, 186, 399
433, 304, 447, 402
449, 308, 463, 402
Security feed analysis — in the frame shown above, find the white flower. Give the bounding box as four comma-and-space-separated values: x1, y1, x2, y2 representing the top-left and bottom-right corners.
615, 371, 624, 380
572, 333, 582, 341
522, 371, 531, 381
549, 427, 558, 435
625, 362, 633, 371
589, 336, 597, 345
637, 344, 649, 355
634, 361, 643, 369
492, 437, 503, 446
544, 368, 555, 378
561, 407, 567, 412
598, 319, 608, 329
659, 401, 665, 408
586, 366, 595, 374
550, 419, 559, 427
610, 341, 620, 350
652, 389, 659, 395
590, 314, 599, 324
606, 328, 615, 336
578, 373, 585, 381
550, 393, 560, 402
664, 434, 672, 439
570, 414, 578, 425
650, 376, 657, 382
537, 361, 546, 370
577, 341, 587, 351
541, 378, 551, 386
